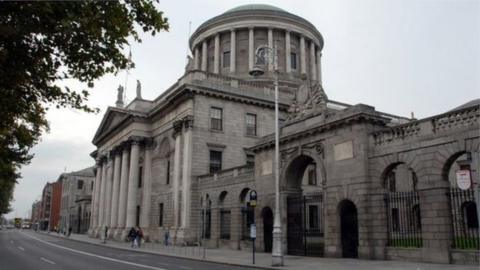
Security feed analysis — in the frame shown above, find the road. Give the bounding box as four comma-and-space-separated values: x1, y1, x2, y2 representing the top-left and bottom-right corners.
0, 229, 256, 270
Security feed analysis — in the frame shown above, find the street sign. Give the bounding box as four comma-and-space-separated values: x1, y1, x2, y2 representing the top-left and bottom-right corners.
249, 190, 257, 207
456, 170, 471, 190
250, 224, 256, 239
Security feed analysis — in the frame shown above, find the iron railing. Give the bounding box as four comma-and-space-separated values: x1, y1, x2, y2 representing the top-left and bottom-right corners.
449, 188, 479, 250
385, 191, 422, 247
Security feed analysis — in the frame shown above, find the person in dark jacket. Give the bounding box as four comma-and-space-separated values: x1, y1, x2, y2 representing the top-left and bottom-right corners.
128, 227, 137, 247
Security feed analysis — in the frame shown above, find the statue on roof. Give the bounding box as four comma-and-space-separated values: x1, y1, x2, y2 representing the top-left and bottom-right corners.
136, 80, 142, 99
116, 85, 124, 108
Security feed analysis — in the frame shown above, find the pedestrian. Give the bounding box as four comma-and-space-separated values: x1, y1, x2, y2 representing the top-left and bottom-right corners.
103, 226, 108, 243
128, 227, 137, 247
135, 227, 143, 248
164, 230, 169, 246
68, 226, 72, 237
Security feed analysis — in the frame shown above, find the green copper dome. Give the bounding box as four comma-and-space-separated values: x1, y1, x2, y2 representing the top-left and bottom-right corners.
224, 4, 286, 14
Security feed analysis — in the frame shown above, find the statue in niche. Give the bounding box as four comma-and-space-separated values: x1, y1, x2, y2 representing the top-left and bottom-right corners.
136, 80, 142, 99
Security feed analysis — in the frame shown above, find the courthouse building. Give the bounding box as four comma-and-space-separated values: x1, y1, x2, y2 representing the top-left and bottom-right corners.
89, 4, 479, 264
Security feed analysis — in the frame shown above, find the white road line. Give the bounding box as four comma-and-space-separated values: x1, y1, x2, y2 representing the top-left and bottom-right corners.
40, 257, 56, 265
21, 232, 167, 270
17, 246, 25, 251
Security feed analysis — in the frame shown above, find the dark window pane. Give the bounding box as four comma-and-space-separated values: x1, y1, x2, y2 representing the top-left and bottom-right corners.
290, 52, 297, 70
210, 150, 222, 173
77, 180, 83, 190
246, 113, 256, 136
220, 209, 231, 239
159, 203, 164, 227
223, 51, 230, 68
210, 107, 223, 131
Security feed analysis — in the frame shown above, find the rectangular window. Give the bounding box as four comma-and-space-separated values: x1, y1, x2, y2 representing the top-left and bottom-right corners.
209, 150, 222, 174
246, 154, 255, 167
308, 166, 316, 185
138, 166, 143, 188
223, 51, 230, 68
309, 205, 319, 229
159, 203, 164, 227
210, 107, 223, 131
77, 180, 83, 190
166, 160, 170, 185
290, 52, 297, 70
90, 181, 94, 191
246, 113, 257, 136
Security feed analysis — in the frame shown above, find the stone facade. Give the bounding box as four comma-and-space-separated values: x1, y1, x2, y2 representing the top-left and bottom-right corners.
89, 4, 479, 265
59, 167, 95, 234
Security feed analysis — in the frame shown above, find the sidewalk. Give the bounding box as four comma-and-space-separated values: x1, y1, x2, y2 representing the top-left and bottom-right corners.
36, 231, 478, 270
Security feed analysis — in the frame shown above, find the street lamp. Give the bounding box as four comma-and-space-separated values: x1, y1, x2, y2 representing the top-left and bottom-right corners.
249, 43, 283, 267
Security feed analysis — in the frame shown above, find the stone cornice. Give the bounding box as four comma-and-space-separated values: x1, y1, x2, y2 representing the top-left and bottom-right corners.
251, 111, 389, 152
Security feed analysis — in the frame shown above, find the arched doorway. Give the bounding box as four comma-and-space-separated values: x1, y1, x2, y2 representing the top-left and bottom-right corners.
284, 154, 324, 256
339, 200, 358, 258
262, 207, 273, 252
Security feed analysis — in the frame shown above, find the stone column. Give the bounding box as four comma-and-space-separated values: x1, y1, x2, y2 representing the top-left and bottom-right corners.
104, 154, 114, 230
268, 28, 273, 71
172, 120, 183, 228
230, 29, 236, 73
201, 40, 207, 72
126, 137, 141, 229
181, 116, 193, 230
98, 157, 108, 230
300, 35, 306, 75
248, 27, 254, 71
140, 140, 153, 232
116, 144, 130, 237
310, 41, 317, 81
194, 46, 200, 70
109, 147, 122, 233
316, 51, 322, 85
213, 34, 220, 74
285, 30, 291, 74
91, 159, 102, 235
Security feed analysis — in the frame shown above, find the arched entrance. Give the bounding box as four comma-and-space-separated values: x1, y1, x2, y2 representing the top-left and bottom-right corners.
262, 207, 273, 252
284, 154, 324, 256
339, 200, 358, 258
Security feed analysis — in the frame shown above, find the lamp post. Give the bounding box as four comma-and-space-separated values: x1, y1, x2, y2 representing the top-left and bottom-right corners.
249, 43, 284, 266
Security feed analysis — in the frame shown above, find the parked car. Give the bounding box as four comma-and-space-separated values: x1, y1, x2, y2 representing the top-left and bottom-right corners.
6, 224, 15, 229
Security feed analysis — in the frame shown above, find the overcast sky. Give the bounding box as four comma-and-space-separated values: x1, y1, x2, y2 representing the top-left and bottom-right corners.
6, 0, 479, 219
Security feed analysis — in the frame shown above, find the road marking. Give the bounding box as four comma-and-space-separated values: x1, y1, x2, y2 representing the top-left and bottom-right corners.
17, 246, 25, 251
21, 232, 167, 270
40, 257, 56, 265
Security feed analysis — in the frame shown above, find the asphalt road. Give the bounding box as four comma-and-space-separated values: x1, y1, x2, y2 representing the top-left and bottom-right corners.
0, 229, 256, 270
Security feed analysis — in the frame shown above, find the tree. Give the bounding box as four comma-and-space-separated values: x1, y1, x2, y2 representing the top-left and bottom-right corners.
0, 1, 169, 214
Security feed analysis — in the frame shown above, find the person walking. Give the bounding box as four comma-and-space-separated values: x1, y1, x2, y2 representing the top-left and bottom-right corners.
128, 227, 137, 248
135, 227, 143, 248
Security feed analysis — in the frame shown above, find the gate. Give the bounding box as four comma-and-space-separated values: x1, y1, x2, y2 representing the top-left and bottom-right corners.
287, 193, 324, 256
449, 188, 480, 250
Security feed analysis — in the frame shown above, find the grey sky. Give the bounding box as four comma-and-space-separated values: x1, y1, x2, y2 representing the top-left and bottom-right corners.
6, 0, 479, 219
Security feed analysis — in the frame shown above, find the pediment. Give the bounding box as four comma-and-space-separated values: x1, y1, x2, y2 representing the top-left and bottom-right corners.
92, 107, 130, 145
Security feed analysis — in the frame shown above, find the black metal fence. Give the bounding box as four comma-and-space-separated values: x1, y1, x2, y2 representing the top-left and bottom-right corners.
385, 191, 422, 247
449, 188, 480, 250
287, 193, 324, 256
